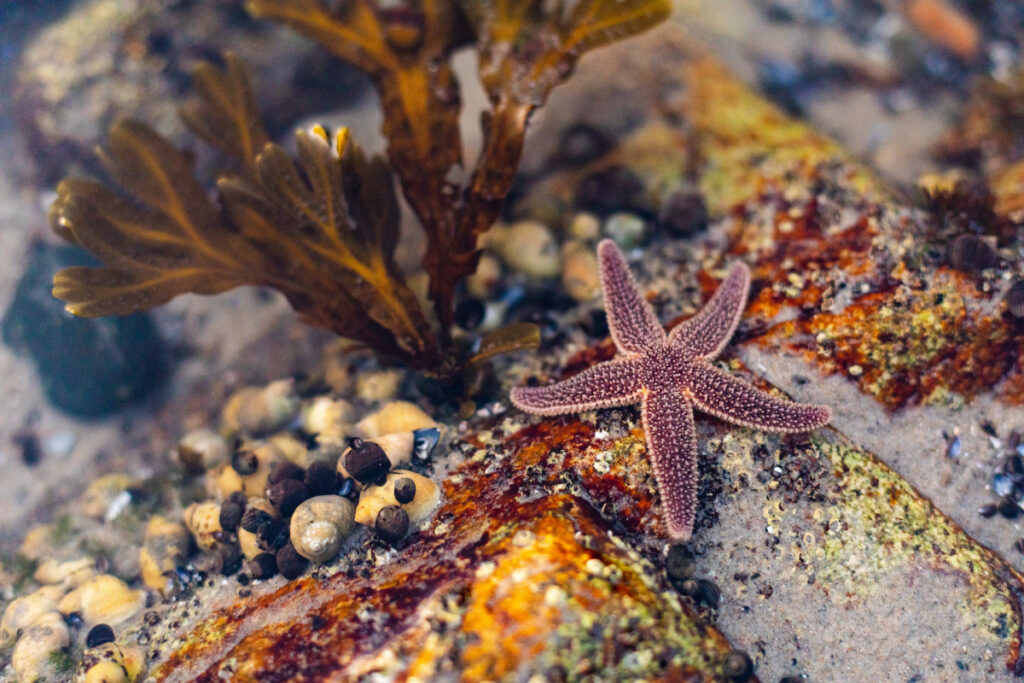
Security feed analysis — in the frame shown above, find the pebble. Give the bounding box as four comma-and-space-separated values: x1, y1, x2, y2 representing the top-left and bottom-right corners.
300, 397, 354, 439
979, 503, 998, 518
489, 221, 561, 278
176, 428, 229, 474
222, 379, 299, 436
290, 495, 356, 563
356, 401, 435, 438
561, 240, 601, 301
603, 212, 646, 248
466, 253, 502, 299
57, 575, 144, 626
568, 212, 601, 241
998, 497, 1020, 519
657, 189, 708, 237
355, 370, 403, 403
11, 611, 69, 683
993, 472, 1014, 497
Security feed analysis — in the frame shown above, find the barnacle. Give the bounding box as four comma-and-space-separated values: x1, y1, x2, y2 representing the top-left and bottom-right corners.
50, 1, 670, 372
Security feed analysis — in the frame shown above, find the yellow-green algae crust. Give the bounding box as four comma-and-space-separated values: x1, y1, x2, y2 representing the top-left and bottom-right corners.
684, 58, 884, 214
815, 436, 1019, 642
712, 425, 1022, 649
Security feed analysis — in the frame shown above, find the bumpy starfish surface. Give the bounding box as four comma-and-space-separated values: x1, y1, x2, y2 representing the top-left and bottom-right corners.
510, 240, 831, 540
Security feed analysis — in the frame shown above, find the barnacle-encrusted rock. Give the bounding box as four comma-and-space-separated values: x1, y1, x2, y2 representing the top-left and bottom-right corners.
11, 611, 70, 683
139, 516, 191, 591
58, 575, 145, 627
289, 495, 356, 563
75, 641, 145, 683
354, 401, 435, 438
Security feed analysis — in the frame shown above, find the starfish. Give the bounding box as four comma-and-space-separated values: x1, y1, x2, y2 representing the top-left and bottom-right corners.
510, 239, 831, 541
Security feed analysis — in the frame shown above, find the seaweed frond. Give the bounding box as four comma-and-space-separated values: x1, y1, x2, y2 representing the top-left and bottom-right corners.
51, 3, 670, 374
52, 56, 438, 368
247, 0, 670, 334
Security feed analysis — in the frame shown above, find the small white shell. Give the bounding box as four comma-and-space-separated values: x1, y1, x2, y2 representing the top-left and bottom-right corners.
290, 495, 356, 563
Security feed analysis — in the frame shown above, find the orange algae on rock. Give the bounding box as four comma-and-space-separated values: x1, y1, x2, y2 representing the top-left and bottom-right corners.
151, 411, 737, 681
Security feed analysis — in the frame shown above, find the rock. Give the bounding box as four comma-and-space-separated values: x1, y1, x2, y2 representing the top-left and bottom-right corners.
1, 244, 167, 417
13, 0, 370, 183
602, 211, 646, 248
560, 240, 601, 301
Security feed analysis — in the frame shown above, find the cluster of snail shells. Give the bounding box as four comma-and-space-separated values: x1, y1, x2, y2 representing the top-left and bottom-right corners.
2, 556, 144, 682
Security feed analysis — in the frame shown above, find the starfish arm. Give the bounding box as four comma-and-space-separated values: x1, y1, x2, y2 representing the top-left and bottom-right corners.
642, 389, 699, 541
510, 357, 645, 416
682, 363, 831, 432
669, 262, 751, 361
597, 239, 666, 354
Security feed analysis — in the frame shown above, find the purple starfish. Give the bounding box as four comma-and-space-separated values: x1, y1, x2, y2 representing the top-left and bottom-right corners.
510, 239, 831, 541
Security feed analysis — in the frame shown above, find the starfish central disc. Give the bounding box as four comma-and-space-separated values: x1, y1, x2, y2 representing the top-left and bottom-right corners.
511, 239, 831, 541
